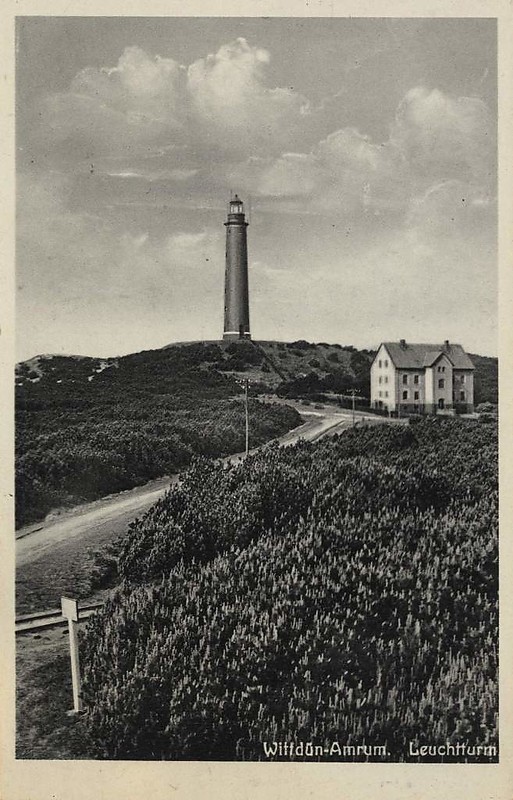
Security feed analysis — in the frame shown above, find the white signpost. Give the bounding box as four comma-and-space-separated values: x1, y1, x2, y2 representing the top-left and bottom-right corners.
60, 596, 83, 714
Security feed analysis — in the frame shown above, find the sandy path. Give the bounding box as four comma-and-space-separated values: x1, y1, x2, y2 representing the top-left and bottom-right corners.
16, 408, 353, 565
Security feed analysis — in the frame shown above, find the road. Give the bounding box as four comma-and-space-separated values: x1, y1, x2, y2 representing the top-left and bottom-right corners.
15, 404, 383, 571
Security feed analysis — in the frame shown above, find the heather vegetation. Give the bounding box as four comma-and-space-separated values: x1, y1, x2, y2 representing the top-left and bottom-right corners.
15, 340, 497, 528
15, 343, 300, 527
81, 418, 498, 761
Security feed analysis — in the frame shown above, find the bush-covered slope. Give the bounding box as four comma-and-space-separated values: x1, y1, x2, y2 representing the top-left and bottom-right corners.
15, 339, 497, 528
470, 353, 498, 407
15, 343, 300, 527
81, 419, 498, 761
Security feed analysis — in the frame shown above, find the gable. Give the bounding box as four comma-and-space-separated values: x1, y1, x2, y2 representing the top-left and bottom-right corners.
426, 352, 452, 370
371, 344, 393, 369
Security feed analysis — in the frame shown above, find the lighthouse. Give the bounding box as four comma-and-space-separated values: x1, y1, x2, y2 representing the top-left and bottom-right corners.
223, 194, 251, 341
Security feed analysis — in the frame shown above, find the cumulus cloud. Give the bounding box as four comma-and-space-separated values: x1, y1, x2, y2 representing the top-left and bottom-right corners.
229, 85, 494, 221
254, 128, 405, 212
390, 86, 495, 185
36, 47, 185, 156
71, 46, 184, 121
187, 38, 311, 154
31, 39, 495, 227
33, 39, 313, 162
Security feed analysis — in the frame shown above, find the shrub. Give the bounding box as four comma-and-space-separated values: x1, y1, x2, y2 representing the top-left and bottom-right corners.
81, 419, 498, 762
476, 402, 495, 414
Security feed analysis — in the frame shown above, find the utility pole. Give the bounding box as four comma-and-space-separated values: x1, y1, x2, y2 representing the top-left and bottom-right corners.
339, 389, 368, 426
236, 377, 250, 456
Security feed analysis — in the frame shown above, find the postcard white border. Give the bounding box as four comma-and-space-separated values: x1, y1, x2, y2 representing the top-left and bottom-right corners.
1, 2, 512, 798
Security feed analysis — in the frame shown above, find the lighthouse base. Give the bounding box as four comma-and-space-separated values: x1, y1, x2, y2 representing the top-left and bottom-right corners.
223, 331, 252, 341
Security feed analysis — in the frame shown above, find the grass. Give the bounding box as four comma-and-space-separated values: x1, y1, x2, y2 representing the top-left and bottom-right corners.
16, 548, 110, 615
16, 630, 92, 759
15, 498, 125, 758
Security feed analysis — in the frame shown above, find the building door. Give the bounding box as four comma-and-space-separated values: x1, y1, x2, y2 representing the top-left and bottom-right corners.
438, 398, 445, 410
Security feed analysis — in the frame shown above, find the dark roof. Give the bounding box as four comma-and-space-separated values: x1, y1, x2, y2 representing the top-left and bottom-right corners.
381, 342, 475, 370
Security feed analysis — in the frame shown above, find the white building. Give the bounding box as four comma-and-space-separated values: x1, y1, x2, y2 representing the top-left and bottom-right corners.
370, 340, 475, 415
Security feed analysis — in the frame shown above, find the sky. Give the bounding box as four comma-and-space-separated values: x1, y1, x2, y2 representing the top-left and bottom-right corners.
16, 17, 497, 360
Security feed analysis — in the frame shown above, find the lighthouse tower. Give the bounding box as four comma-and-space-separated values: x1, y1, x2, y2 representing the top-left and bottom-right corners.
223, 194, 251, 341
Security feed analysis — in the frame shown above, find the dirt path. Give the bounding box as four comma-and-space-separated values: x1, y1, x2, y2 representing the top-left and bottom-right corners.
16, 475, 176, 567
16, 407, 357, 565
15, 405, 386, 612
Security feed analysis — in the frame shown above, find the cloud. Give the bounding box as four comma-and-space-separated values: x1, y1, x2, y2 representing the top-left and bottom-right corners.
32, 39, 313, 163
390, 86, 495, 185
253, 128, 404, 213
228, 85, 494, 221
29, 40, 495, 228
70, 46, 184, 122
106, 167, 198, 181
36, 47, 185, 157
187, 38, 312, 155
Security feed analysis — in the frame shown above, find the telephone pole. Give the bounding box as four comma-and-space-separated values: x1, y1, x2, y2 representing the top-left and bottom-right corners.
339, 389, 368, 426
236, 377, 250, 456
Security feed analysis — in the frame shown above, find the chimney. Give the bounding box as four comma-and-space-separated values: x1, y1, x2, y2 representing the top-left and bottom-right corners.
444, 339, 450, 351
400, 339, 407, 349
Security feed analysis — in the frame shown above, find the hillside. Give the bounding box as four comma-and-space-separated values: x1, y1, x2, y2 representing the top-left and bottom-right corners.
15, 342, 301, 528
469, 353, 499, 408
15, 339, 498, 528
16, 340, 497, 402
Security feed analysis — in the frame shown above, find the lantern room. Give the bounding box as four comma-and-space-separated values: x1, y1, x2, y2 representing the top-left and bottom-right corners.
227, 194, 245, 218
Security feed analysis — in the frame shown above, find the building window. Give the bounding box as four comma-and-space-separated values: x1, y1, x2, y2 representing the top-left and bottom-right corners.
402, 374, 408, 385
460, 390, 465, 401
378, 360, 382, 368
438, 379, 445, 389
384, 376, 388, 384
461, 374, 465, 384
385, 391, 388, 398
414, 391, 419, 400
414, 375, 419, 384
378, 391, 382, 398
384, 360, 388, 367
402, 390, 408, 400
379, 376, 382, 385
